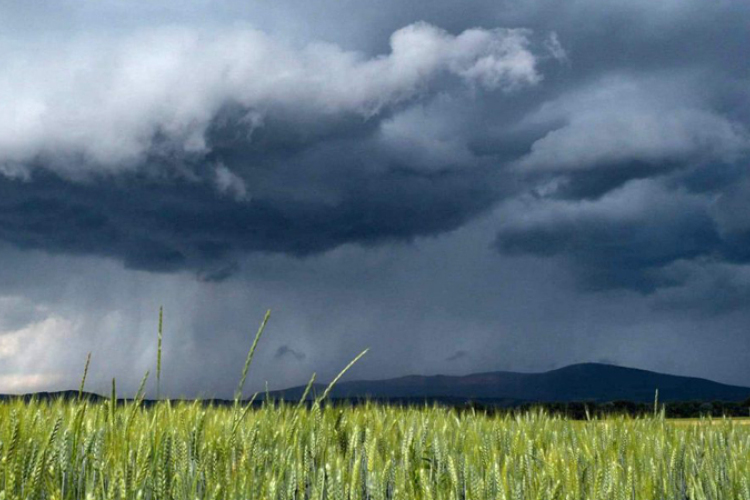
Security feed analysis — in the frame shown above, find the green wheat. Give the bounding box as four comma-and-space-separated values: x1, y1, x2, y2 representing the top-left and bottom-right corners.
0, 310, 748, 500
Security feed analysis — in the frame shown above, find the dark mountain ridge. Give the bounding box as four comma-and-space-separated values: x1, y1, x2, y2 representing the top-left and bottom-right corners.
2, 363, 749, 405
264, 363, 750, 403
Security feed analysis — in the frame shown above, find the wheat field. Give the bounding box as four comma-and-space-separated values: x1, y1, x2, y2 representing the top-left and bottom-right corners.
0, 398, 749, 500
2, 312, 748, 500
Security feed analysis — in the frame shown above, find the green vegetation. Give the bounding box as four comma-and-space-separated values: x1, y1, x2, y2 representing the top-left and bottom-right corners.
1, 310, 749, 499
1, 400, 750, 499
470, 399, 750, 419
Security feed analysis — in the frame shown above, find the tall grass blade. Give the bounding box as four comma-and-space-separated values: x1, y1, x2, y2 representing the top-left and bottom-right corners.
231, 392, 259, 436
296, 372, 317, 408
111, 377, 117, 423
127, 371, 150, 428
316, 348, 368, 404
78, 351, 91, 401
135, 370, 150, 403
157, 306, 164, 400
234, 309, 271, 405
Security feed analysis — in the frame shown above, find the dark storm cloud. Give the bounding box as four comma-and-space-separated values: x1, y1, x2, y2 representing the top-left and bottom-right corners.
0, 19, 551, 277
483, 0, 750, 298
494, 159, 750, 296
0, 0, 745, 293
0, 161, 499, 278
494, 180, 724, 292
1, 0, 750, 396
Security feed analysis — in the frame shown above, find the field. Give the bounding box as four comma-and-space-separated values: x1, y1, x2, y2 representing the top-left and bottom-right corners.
2, 314, 747, 500
1, 398, 749, 500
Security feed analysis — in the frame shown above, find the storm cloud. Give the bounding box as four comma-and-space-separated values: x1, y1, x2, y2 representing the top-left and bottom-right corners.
1, 0, 750, 396
0, 20, 554, 277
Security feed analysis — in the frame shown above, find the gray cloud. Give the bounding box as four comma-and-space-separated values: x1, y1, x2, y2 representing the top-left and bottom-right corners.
275, 345, 306, 361
494, 180, 722, 292
3, 213, 750, 398
0, 20, 556, 277
445, 350, 468, 362
0, 22, 542, 176
0, 162, 500, 278
513, 75, 749, 174
1, 0, 750, 396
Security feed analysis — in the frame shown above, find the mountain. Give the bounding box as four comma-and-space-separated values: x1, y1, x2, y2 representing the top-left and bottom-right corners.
2, 363, 748, 406
265, 363, 750, 403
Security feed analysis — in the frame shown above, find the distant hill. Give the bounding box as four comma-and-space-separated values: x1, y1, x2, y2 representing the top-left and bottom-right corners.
2, 363, 749, 406
264, 363, 750, 404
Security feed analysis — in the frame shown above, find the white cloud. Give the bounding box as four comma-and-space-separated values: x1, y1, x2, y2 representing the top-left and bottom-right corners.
543, 32, 567, 63
0, 315, 76, 393
214, 163, 249, 201
0, 315, 75, 359
377, 97, 477, 172
498, 178, 707, 232
0, 374, 62, 393
0, 22, 542, 178
514, 75, 750, 172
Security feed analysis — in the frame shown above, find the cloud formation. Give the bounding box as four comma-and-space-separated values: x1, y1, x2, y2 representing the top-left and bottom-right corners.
445, 350, 468, 362
2, 0, 750, 396
0, 23, 541, 177
0, 21, 555, 279
275, 345, 306, 361
495, 180, 721, 291
514, 75, 749, 174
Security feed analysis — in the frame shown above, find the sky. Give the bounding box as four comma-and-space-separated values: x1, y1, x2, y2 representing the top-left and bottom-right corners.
0, 0, 749, 397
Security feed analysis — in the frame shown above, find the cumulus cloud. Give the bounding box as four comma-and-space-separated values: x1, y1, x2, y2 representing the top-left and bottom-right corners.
376, 97, 478, 172
514, 75, 750, 173
0, 22, 542, 178
0, 21, 555, 278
